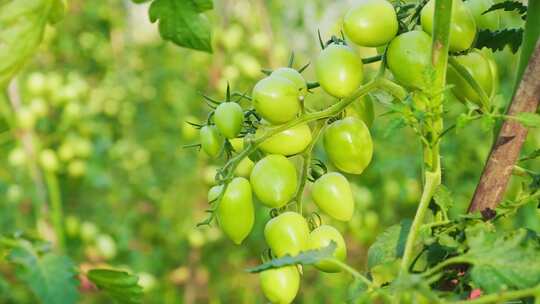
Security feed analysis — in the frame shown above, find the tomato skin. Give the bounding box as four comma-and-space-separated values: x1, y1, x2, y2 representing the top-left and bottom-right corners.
315, 44, 364, 98
207, 185, 223, 203
343, 0, 398, 47
345, 96, 374, 128
217, 177, 254, 245
264, 211, 310, 257
311, 172, 355, 221
387, 30, 432, 91
250, 155, 298, 208
308, 225, 347, 272
421, 0, 477, 52
464, 0, 500, 31
256, 123, 312, 156
214, 102, 243, 139
323, 117, 373, 175
271, 67, 307, 96
252, 76, 300, 124
200, 125, 224, 158
447, 51, 494, 106
260, 266, 300, 304
234, 157, 254, 178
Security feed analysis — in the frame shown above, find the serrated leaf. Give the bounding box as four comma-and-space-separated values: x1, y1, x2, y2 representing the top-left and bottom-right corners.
474, 29, 523, 53
0, 0, 56, 87
87, 269, 143, 304
464, 224, 540, 293
483, 1, 527, 19
383, 117, 407, 138
7, 241, 78, 304
246, 243, 336, 273
433, 185, 454, 218
347, 279, 369, 302
512, 112, 540, 128
521, 149, 540, 162
367, 220, 412, 270
148, 0, 212, 52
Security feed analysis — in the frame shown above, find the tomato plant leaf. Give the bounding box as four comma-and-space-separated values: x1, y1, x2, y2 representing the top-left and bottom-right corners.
7, 241, 78, 304
246, 243, 336, 273
367, 219, 412, 270
432, 185, 453, 218
512, 112, 540, 128
87, 269, 143, 304
148, 0, 213, 52
474, 29, 523, 54
483, 1, 527, 20
520, 149, 540, 162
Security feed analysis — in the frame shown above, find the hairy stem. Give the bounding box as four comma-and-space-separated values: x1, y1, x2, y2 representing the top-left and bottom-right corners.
329, 258, 373, 288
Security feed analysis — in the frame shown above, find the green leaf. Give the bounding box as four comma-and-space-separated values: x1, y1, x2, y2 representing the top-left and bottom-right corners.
512, 112, 540, 128
148, 0, 213, 52
246, 243, 336, 273
367, 220, 412, 270
474, 29, 523, 53
7, 241, 78, 304
520, 149, 540, 162
432, 185, 453, 218
483, 1, 527, 19
383, 117, 407, 138
347, 279, 369, 302
464, 224, 540, 293
87, 269, 143, 304
0, 0, 56, 87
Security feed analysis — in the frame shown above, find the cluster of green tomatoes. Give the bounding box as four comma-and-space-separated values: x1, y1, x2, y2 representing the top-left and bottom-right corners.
194, 0, 500, 302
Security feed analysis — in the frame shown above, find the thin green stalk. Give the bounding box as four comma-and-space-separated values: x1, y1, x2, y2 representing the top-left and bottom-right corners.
44, 171, 65, 252
421, 256, 470, 279
448, 285, 540, 304
329, 258, 374, 288
0, 90, 15, 128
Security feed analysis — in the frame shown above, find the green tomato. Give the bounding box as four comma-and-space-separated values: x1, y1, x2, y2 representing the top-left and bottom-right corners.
387, 30, 432, 91
260, 266, 300, 304
447, 51, 494, 106
315, 44, 364, 98
229, 137, 244, 152
234, 157, 254, 178
308, 225, 347, 272
256, 123, 312, 156
345, 96, 374, 128
271, 67, 307, 96
252, 76, 300, 124
207, 185, 224, 203
323, 117, 373, 175
250, 155, 298, 208
343, 0, 398, 47
217, 177, 254, 245
464, 0, 500, 31
200, 125, 224, 158
264, 211, 310, 257
312, 172, 355, 221
214, 102, 243, 139
421, 0, 477, 52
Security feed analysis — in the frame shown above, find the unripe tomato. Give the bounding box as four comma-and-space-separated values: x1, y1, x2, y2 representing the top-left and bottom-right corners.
260, 266, 300, 304
323, 117, 372, 175
308, 225, 347, 272
250, 155, 297, 208
234, 157, 254, 178
207, 185, 224, 203
345, 96, 374, 128
252, 76, 300, 124
264, 211, 310, 257
464, 0, 500, 31
387, 30, 432, 91
447, 51, 494, 106
229, 138, 244, 152
343, 0, 398, 47
214, 102, 243, 139
311, 172, 355, 221
421, 0, 477, 52
68, 160, 86, 177
217, 177, 254, 245
40, 149, 59, 172
271, 67, 307, 96
200, 125, 224, 158
256, 123, 312, 156
315, 44, 364, 98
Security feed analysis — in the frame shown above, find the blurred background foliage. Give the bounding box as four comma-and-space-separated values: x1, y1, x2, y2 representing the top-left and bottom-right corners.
0, 0, 537, 303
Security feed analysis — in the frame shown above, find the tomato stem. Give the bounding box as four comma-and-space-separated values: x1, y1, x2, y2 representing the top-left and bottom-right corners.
448, 56, 491, 112
329, 258, 374, 288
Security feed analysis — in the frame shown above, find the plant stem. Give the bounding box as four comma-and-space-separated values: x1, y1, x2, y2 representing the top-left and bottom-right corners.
329, 258, 373, 288
44, 171, 65, 252
400, 0, 452, 274
421, 256, 469, 279
448, 57, 491, 112
447, 285, 540, 304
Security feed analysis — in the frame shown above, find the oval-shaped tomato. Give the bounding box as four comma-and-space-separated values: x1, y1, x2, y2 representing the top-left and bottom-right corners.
421, 0, 477, 52
234, 157, 254, 178
343, 0, 398, 47
207, 184, 223, 203
315, 44, 364, 98
250, 155, 298, 208
200, 125, 224, 158
256, 123, 312, 156
308, 225, 347, 272
464, 0, 500, 31
387, 30, 432, 91
264, 211, 310, 257
252, 76, 300, 124
260, 266, 300, 304
217, 177, 254, 245
323, 117, 373, 175
345, 96, 374, 128
271, 67, 307, 97
311, 172, 355, 221
447, 51, 494, 106
214, 102, 243, 139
